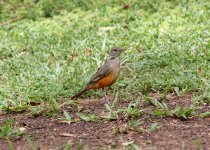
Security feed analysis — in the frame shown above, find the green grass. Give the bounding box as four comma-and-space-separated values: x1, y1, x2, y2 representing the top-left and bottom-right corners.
0, 0, 209, 114
0, 119, 25, 139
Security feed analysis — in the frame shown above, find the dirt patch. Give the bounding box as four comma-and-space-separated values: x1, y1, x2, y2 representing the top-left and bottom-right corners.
0, 94, 209, 150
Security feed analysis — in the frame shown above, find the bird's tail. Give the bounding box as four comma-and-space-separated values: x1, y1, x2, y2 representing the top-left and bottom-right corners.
71, 87, 89, 100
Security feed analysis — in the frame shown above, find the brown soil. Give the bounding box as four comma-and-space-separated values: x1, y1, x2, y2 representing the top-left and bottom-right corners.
0, 93, 209, 150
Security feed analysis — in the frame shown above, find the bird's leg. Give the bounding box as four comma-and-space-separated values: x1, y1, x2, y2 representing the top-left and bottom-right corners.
103, 87, 110, 105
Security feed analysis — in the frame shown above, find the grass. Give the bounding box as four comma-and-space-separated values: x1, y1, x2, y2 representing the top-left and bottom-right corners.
0, 0, 209, 113
0, 0, 209, 139
76, 112, 98, 122
0, 119, 25, 139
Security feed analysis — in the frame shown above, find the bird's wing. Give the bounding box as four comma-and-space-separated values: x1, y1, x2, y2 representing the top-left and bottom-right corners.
88, 62, 111, 84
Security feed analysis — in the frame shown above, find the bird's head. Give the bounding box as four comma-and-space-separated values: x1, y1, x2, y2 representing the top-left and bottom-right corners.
109, 47, 124, 58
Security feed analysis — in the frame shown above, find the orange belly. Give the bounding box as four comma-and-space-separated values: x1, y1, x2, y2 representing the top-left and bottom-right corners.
90, 73, 118, 89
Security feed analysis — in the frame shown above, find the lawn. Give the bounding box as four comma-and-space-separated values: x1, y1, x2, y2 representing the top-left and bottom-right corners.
0, 0, 209, 149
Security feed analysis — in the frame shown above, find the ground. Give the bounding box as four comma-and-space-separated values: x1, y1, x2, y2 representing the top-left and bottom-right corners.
0, 93, 209, 150
0, 0, 210, 149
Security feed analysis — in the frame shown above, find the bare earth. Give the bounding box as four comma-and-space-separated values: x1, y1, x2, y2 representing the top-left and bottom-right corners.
0, 93, 209, 150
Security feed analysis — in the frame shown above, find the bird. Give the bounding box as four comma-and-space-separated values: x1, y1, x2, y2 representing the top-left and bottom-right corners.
71, 47, 124, 103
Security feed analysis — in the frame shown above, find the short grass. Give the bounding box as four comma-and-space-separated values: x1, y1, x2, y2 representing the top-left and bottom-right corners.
0, 0, 209, 116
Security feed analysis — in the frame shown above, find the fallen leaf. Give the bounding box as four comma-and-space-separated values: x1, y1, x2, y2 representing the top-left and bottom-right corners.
19, 127, 26, 132
103, 17, 110, 21
71, 52, 77, 60
58, 120, 72, 124
123, 3, 130, 9
60, 133, 76, 137
122, 141, 134, 146
99, 27, 116, 32
86, 49, 92, 56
